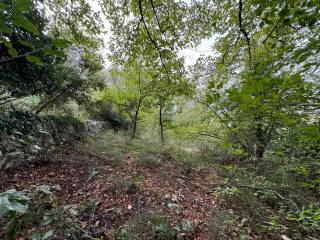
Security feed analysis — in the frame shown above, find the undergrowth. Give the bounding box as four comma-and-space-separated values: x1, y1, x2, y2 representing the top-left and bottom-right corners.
2, 130, 318, 239
79, 130, 218, 169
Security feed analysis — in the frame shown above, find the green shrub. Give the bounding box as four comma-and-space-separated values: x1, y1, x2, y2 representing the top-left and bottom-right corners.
120, 180, 139, 194
85, 100, 131, 130
287, 204, 320, 235
266, 124, 320, 193
0, 111, 85, 170
0, 185, 94, 240
137, 153, 161, 169
117, 212, 175, 240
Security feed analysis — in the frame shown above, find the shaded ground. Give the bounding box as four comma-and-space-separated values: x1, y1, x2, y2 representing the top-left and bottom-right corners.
0, 144, 222, 239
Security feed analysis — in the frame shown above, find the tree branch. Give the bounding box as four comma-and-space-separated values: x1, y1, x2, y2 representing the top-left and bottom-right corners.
0, 48, 44, 64
138, 0, 170, 78
238, 0, 252, 69
149, 0, 165, 33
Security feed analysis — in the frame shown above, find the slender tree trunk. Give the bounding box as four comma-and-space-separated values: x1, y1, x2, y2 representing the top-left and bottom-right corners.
254, 124, 266, 160
159, 104, 164, 145
131, 97, 142, 139
131, 61, 144, 139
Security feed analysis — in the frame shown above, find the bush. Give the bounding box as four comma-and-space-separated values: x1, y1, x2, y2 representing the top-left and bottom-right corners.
214, 163, 320, 239
120, 179, 139, 194
85, 100, 131, 130
137, 152, 161, 169
266, 124, 320, 193
0, 185, 94, 240
0, 110, 85, 170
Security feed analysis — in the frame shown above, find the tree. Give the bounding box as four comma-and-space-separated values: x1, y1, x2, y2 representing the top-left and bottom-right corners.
100, 61, 153, 138
34, 64, 103, 114
201, 0, 320, 158
0, 0, 71, 64
0, 0, 104, 110
102, 0, 202, 143
0, 4, 67, 105
148, 73, 194, 145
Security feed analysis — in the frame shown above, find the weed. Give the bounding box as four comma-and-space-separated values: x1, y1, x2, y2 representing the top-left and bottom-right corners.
0, 185, 95, 240
121, 180, 139, 194
117, 212, 175, 240
137, 152, 161, 169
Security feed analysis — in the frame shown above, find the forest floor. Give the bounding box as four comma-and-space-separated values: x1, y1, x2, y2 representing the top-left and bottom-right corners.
0, 135, 224, 239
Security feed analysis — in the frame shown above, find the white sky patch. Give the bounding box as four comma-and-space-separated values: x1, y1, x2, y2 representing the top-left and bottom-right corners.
180, 36, 217, 67
86, 0, 111, 67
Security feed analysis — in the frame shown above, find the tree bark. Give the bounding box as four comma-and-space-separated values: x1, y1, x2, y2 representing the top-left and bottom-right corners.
131, 63, 143, 139
131, 96, 142, 139
254, 124, 266, 159
159, 104, 164, 145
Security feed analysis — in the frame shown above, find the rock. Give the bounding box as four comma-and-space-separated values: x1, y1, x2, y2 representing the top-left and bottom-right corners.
85, 120, 107, 133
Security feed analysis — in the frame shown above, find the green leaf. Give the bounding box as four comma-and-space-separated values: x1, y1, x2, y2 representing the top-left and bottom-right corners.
7, 47, 18, 57
36, 185, 52, 194
19, 139, 29, 145
12, 14, 39, 35
69, 208, 78, 216
42, 230, 54, 239
0, 3, 8, 9
53, 50, 66, 58
0, 205, 9, 218
29, 232, 41, 240
3, 41, 18, 56
52, 39, 70, 48
1, 190, 29, 214
33, 145, 41, 151
41, 216, 53, 226
0, 14, 12, 33
8, 201, 28, 213
167, 203, 182, 214
6, 218, 17, 240
19, 40, 35, 49
26, 55, 44, 66
44, 47, 66, 58
0, 24, 12, 33
12, 0, 32, 13
0, 196, 10, 218
43, 47, 54, 55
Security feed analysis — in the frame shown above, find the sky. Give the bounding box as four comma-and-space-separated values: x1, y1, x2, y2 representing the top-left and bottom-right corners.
88, 0, 216, 68
180, 37, 217, 67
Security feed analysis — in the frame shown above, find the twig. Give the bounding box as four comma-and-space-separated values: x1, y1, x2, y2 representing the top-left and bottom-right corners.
0, 48, 44, 64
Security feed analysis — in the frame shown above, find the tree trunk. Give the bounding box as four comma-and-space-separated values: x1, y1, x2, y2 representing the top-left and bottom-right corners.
254, 124, 266, 159
159, 104, 164, 145
131, 62, 143, 139
131, 97, 142, 139
255, 143, 265, 159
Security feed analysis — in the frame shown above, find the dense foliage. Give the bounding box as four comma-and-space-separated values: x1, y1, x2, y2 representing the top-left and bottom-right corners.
0, 0, 319, 239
